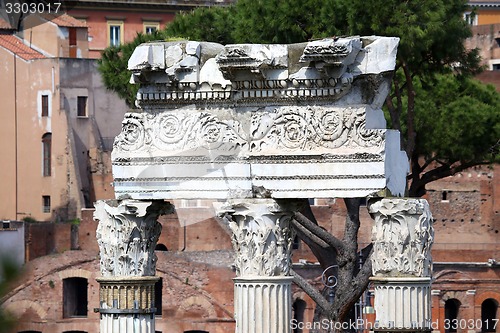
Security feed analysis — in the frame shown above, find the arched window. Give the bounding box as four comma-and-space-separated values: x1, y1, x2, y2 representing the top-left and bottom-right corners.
292, 299, 307, 333
445, 298, 461, 333
155, 244, 168, 251
481, 298, 498, 332
42, 133, 52, 177
63, 277, 88, 318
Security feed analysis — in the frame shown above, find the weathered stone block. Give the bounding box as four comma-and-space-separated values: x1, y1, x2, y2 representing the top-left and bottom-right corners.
115, 37, 407, 200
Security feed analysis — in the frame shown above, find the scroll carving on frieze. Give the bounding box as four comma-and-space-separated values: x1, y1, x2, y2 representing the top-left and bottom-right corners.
217, 201, 295, 277
369, 198, 434, 277
113, 106, 384, 155
250, 106, 384, 152
94, 199, 173, 277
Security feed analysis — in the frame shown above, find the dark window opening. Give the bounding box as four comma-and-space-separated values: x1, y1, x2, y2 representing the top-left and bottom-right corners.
445, 298, 461, 333
495, 37, 500, 47
3, 221, 10, 229
155, 244, 168, 251
493, 64, 500, 71
41, 95, 49, 117
292, 299, 307, 333
69, 27, 77, 58
63, 277, 88, 318
292, 235, 300, 250
77, 96, 87, 117
145, 26, 157, 34
42, 133, 51, 177
109, 25, 121, 46
442, 191, 449, 201
42, 196, 51, 214
482, 298, 498, 332
155, 277, 162, 316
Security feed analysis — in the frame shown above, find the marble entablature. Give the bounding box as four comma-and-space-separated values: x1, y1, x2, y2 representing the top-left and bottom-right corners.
112, 37, 408, 200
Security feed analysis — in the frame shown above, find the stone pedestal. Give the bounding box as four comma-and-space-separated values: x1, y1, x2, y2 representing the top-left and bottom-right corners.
93, 199, 172, 333
368, 198, 434, 333
217, 199, 297, 333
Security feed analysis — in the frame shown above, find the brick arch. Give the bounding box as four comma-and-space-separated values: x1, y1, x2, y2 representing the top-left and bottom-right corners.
2, 300, 47, 320
434, 269, 473, 281
440, 291, 467, 308
58, 268, 92, 280
179, 295, 217, 318
475, 291, 500, 307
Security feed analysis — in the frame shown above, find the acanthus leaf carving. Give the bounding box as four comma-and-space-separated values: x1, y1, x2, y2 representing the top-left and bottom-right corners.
218, 200, 296, 277
369, 198, 434, 277
94, 199, 173, 277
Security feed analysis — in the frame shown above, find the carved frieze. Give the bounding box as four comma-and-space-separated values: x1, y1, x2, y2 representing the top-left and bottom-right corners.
113, 111, 247, 154
113, 106, 383, 156
217, 200, 296, 277
250, 106, 383, 151
369, 198, 434, 277
94, 200, 173, 277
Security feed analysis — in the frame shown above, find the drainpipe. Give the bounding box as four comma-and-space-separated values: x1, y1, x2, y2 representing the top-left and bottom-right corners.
14, 53, 18, 222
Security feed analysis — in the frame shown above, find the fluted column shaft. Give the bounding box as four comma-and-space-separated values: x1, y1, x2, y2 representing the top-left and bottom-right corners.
218, 199, 297, 333
368, 198, 434, 333
94, 199, 173, 333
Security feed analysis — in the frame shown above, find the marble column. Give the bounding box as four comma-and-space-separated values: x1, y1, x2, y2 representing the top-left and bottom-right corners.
368, 198, 434, 333
218, 199, 297, 333
94, 199, 173, 333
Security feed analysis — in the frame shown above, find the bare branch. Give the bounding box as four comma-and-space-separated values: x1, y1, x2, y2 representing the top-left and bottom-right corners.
342, 198, 361, 246
290, 218, 329, 250
402, 61, 416, 158
291, 269, 330, 313
293, 212, 345, 252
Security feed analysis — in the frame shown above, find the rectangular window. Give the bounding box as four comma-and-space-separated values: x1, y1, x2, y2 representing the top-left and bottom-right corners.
69, 27, 77, 58
77, 96, 88, 117
63, 277, 88, 317
42, 196, 51, 213
42, 133, 51, 177
108, 21, 123, 46
463, 12, 477, 26
143, 22, 160, 34
41, 95, 49, 117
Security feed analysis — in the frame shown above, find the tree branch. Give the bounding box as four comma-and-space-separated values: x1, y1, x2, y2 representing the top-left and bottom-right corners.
402, 61, 416, 158
291, 269, 330, 314
290, 218, 329, 250
293, 212, 345, 252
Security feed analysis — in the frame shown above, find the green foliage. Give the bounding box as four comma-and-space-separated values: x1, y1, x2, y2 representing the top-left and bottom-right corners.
166, 6, 237, 44
21, 216, 36, 223
98, 30, 169, 107
346, 0, 480, 75
0, 258, 19, 332
415, 75, 500, 162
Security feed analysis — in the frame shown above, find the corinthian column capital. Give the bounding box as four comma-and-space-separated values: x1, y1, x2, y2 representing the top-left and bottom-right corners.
217, 199, 298, 278
94, 199, 173, 277
368, 198, 434, 278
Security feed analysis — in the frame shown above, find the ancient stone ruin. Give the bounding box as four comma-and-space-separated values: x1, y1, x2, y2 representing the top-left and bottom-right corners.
93, 37, 434, 333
